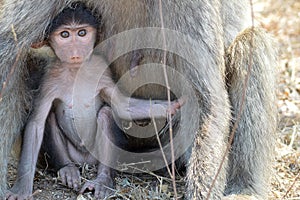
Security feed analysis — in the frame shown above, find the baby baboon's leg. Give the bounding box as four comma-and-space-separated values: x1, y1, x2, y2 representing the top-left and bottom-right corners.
79, 106, 115, 198
43, 112, 80, 191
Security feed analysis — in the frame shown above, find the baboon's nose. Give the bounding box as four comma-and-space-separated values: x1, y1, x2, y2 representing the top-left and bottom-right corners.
71, 56, 82, 62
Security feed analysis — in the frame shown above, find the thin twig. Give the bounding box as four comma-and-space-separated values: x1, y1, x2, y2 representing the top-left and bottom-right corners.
125, 165, 178, 183
158, 1, 178, 199
11, 24, 18, 42
150, 101, 172, 177
282, 172, 300, 199
28, 189, 42, 199
0, 25, 22, 102
206, 1, 255, 199
288, 125, 297, 149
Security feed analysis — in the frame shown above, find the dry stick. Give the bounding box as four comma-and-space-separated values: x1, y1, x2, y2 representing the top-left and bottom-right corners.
126, 164, 176, 183
288, 125, 297, 149
29, 189, 42, 199
0, 25, 22, 102
205, 1, 255, 199
158, 1, 178, 199
150, 102, 172, 177
282, 172, 300, 199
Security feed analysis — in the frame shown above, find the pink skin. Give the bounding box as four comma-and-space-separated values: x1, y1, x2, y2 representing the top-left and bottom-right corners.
6, 23, 184, 200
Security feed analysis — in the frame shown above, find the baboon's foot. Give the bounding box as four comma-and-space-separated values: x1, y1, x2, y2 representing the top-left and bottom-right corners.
58, 164, 81, 191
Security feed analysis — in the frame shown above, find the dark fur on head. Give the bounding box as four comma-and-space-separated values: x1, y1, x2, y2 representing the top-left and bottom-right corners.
46, 2, 98, 36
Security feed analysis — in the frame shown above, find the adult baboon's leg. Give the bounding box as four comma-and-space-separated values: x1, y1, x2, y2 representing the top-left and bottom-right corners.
225, 27, 277, 198
185, 71, 232, 199
0, 0, 69, 197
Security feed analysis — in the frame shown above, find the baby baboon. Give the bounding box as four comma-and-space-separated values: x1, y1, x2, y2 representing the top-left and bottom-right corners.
5, 3, 183, 200
0, 1, 277, 199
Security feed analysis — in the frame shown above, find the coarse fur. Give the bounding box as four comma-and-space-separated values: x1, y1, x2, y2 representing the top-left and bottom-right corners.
0, 0, 277, 199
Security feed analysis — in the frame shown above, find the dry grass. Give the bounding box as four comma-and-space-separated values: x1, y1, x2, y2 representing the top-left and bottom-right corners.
253, 0, 300, 199
8, 161, 186, 200
6, 0, 300, 199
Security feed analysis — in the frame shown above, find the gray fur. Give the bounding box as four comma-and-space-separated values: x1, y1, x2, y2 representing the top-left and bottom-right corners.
0, 0, 276, 199
225, 28, 277, 197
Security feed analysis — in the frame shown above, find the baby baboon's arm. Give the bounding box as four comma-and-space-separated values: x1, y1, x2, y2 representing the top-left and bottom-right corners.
98, 74, 183, 120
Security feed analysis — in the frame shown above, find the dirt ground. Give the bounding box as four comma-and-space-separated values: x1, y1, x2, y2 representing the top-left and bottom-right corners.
7, 0, 300, 199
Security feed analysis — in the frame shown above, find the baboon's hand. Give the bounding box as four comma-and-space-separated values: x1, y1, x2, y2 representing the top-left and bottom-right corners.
79, 173, 114, 199
168, 96, 187, 115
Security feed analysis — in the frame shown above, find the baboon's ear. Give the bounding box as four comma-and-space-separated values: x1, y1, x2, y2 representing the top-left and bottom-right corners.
31, 41, 48, 49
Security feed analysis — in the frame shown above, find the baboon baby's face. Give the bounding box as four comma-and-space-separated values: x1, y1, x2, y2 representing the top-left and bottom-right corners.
49, 23, 97, 64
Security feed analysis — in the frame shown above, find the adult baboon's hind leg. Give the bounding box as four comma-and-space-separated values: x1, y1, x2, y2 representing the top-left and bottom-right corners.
0, 0, 68, 197
185, 76, 232, 199
225, 27, 277, 199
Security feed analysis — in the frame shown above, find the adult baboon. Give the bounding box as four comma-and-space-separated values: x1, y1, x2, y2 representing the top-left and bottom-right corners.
0, 0, 276, 199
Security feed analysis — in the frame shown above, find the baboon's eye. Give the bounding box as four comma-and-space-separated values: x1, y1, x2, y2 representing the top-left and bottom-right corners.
60, 31, 70, 38
78, 29, 87, 37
